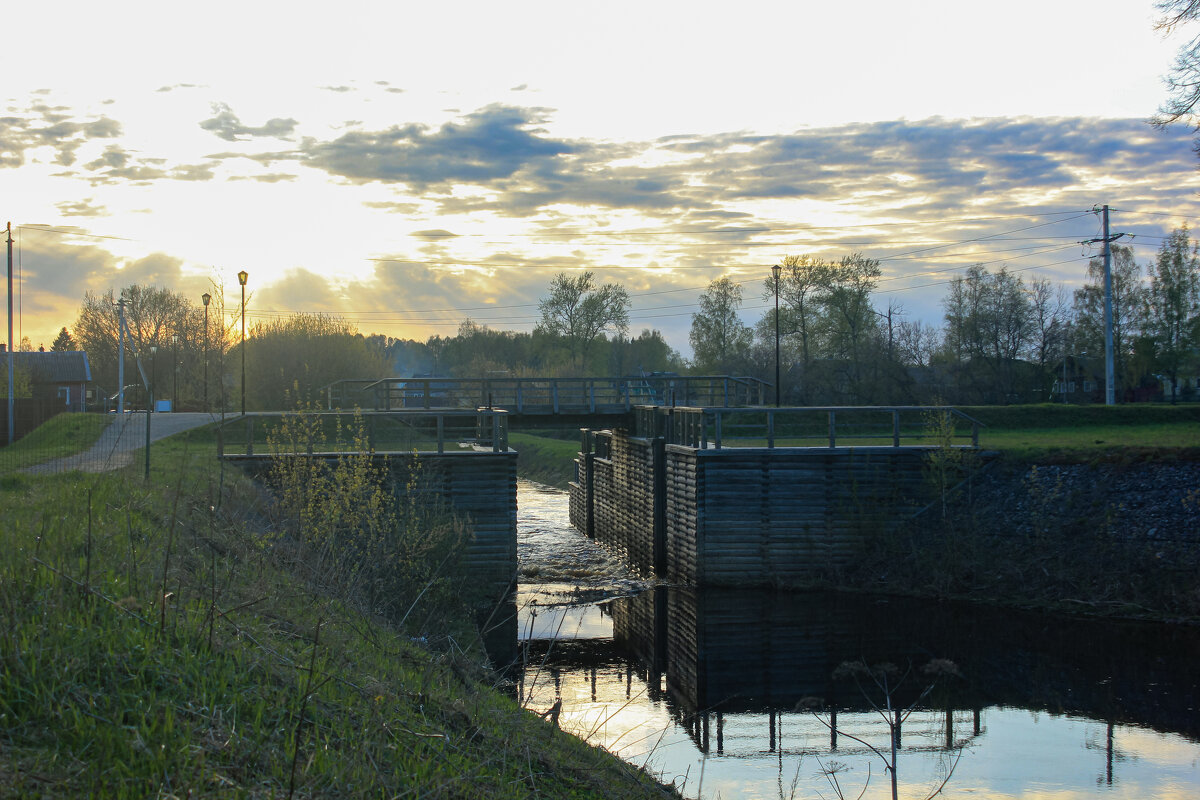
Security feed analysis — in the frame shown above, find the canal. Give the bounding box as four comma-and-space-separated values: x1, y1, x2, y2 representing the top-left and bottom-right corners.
513, 480, 1200, 799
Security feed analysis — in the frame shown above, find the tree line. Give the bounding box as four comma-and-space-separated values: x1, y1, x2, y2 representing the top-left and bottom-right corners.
689, 227, 1200, 405
61, 228, 1198, 411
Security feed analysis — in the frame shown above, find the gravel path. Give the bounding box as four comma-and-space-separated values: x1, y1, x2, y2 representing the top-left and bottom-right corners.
21, 412, 222, 474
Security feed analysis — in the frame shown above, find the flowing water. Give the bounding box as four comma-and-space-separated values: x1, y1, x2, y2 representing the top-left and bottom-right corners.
514, 480, 1200, 799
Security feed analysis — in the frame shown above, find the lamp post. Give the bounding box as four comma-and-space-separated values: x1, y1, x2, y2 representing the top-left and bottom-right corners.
147, 344, 157, 478
201, 292, 211, 413
772, 262, 782, 407
150, 345, 157, 413
238, 270, 248, 416
171, 334, 179, 412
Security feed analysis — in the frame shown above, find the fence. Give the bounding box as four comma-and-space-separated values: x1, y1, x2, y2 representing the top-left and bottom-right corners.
215, 409, 510, 457
322, 375, 770, 414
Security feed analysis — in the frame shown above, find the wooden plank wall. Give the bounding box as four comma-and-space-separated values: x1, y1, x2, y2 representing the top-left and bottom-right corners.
380, 452, 518, 607
571, 431, 935, 586
577, 433, 660, 577
676, 446, 929, 585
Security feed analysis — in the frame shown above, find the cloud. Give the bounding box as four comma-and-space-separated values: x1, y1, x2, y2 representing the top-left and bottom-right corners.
56, 198, 107, 217
199, 103, 299, 142
302, 104, 574, 187
0, 103, 121, 168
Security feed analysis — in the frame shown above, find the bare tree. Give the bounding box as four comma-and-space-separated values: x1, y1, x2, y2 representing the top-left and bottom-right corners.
1153, 0, 1200, 135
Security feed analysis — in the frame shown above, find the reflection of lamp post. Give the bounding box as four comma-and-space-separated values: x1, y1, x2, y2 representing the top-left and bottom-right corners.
171, 334, 178, 412
201, 292, 211, 413
772, 262, 782, 407
238, 270, 248, 415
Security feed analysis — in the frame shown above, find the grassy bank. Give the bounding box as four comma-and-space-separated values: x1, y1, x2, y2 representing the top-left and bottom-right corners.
968, 403, 1200, 462
0, 412, 112, 471
0, 424, 674, 798
509, 432, 580, 488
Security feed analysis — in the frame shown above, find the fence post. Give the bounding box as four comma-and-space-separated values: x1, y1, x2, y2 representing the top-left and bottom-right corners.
714, 410, 722, 450
437, 414, 445, 454
768, 409, 775, 449
828, 410, 836, 448
552, 381, 560, 415
893, 410, 900, 447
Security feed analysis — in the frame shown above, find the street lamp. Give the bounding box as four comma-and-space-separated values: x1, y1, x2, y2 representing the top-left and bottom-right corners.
772, 262, 782, 407
171, 334, 179, 412
201, 292, 211, 413
238, 270, 248, 416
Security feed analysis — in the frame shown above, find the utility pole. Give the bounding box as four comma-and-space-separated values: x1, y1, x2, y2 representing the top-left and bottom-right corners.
117, 299, 127, 414
1102, 205, 1115, 406
6, 222, 13, 444
1080, 206, 1126, 407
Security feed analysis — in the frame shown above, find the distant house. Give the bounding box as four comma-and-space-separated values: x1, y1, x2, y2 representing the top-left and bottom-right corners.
6, 349, 92, 412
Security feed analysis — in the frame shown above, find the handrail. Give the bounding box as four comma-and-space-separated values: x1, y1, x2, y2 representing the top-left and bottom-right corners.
216, 409, 510, 457
319, 375, 769, 412
632, 405, 985, 450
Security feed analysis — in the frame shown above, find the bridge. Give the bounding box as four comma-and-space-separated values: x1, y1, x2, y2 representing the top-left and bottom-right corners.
320, 375, 769, 420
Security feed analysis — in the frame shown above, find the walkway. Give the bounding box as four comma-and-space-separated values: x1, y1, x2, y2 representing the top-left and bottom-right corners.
21, 412, 219, 474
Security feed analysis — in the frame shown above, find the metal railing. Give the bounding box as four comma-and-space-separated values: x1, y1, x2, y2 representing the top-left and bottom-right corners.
321, 375, 770, 414
216, 409, 510, 457
633, 405, 984, 449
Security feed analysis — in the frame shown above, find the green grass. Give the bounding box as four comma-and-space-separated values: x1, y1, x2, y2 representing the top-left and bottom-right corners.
964, 404, 1200, 461
0, 425, 675, 798
0, 412, 113, 471
509, 433, 581, 487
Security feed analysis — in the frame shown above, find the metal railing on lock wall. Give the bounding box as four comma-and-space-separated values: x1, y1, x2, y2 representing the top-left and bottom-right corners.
633, 405, 983, 450
216, 409, 510, 458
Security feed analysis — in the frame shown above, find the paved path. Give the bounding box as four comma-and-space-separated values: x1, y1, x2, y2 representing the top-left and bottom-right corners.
21, 412, 223, 474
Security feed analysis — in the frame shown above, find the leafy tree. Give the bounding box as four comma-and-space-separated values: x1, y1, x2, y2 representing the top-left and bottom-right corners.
609, 329, 683, 377
689, 276, 751, 373
50, 327, 75, 352
1145, 226, 1200, 401
243, 313, 389, 410
1071, 245, 1147, 396
535, 271, 630, 372
942, 265, 1036, 403
821, 253, 883, 401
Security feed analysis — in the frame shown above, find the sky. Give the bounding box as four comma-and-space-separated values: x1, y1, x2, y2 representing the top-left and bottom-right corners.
5, 0, 1200, 359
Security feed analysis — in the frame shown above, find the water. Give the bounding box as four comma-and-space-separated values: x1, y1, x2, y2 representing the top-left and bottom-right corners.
514, 480, 1200, 799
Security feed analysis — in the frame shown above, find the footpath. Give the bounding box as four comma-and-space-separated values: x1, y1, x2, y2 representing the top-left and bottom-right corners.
21, 412, 220, 474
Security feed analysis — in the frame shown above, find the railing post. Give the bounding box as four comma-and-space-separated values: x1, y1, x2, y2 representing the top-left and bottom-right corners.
245, 416, 254, 457
516, 382, 524, 413
437, 414, 445, 454
767, 409, 775, 449
714, 410, 722, 450
492, 412, 501, 453
589, 380, 596, 413
422, 379, 431, 410
552, 381, 560, 415
828, 410, 836, 448
701, 411, 709, 449
972, 422, 979, 448
893, 410, 900, 447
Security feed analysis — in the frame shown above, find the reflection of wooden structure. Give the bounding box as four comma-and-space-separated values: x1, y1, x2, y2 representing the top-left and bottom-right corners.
606, 587, 1200, 744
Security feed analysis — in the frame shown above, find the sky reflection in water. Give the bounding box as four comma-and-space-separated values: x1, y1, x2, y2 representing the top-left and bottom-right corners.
514, 481, 1200, 799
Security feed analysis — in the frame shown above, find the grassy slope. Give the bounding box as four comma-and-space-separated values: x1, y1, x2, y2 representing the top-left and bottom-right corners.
509, 432, 580, 488
0, 412, 112, 470
967, 403, 1200, 460
0, 424, 674, 799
